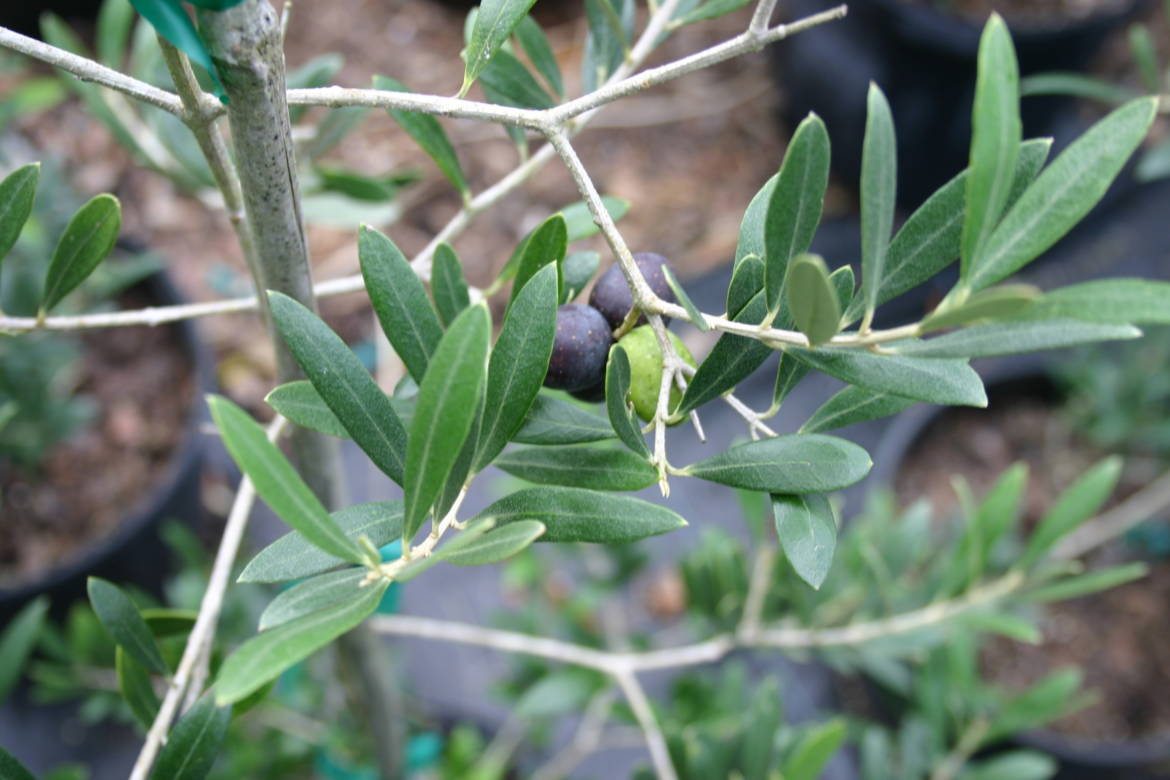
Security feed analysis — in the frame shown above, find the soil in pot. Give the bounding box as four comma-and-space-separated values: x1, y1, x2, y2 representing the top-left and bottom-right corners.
893, 377, 1170, 746
0, 282, 195, 588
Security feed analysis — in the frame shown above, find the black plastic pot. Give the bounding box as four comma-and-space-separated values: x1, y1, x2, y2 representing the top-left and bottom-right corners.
870, 360, 1170, 779
0, 270, 214, 622
771, 0, 1150, 209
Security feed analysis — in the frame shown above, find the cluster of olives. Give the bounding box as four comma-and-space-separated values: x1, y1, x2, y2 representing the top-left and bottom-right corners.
543, 252, 695, 420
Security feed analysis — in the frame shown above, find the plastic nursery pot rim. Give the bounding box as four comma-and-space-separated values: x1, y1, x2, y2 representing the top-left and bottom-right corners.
0, 270, 215, 610
866, 0, 1152, 55
868, 355, 1170, 770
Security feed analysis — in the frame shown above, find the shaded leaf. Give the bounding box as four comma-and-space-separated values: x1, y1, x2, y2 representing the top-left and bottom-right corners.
42, 194, 121, 313
265, 380, 348, 438
215, 579, 387, 705
240, 502, 403, 583
474, 486, 687, 542
734, 174, 777, 266
968, 98, 1157, 291
480, 49, 555, 109
444, 520, 547, 565
683, 434, 872, 493
374, 75, 468, 194
360, 224, 444, 382
859, 84, 897, 324
432, 243, 470, 327
509, 215, 567, 308
513, 394, 616, 445
0, 747, 35, 780
404, 305, 490, 540
764, 113, 830, 314
1020, 456, 1121, 567
462, 0, 539, 95
475, 264, 558, 471
605, 346, 650, 458
496, 444, 657, 490
962, 15, 1020, 280
894, 320, 1140, 359
727, 253, 764, 317
919, 283, 1039, 332
0, 163, 39, 266
1023, 562, 1147, 603
1014, 278, 1170, 325
515, 16, 563, 97
773, 494, 837, 589
800, 386, 915, 433
88, 577, 167, 676
117, 647, 160, 730
0, 597, 48, 703
663, 265, 708, 331
562, 250, 601, 302
208, 396, 363, 564
258, 568, 367, 631
790, 348, 987, 407
270, 292, 408, 486
678, 289, 771, 415
773, 351, 810, 410
558, 196, 630, 243
786, 253, 840, 346
783, 719, 847, 780
151, 690, 231, 779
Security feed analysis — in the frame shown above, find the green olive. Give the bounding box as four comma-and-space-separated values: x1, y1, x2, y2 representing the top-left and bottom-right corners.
617, 325, 697, 423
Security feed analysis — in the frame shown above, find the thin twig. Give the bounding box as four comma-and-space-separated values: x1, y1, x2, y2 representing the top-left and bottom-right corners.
130, 417, 285, 780
531, 689, 619, 780
0, 25, 185, 116
1054, 468, 1170, 560
737, 546, 777, 641
614, 670, 677, 780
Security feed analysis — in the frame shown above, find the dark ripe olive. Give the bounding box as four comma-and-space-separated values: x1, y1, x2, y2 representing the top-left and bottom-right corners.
544, 303, 614, 392
569, 381, 606, 403
588, 252, 676, 331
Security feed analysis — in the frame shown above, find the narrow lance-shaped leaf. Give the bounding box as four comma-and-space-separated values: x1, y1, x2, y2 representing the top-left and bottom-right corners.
726, 253, 764, 318
1013, 278, 1170, 325
0, 747, 35, 780
773, 351, 810, 411
474, 486, 687, 543
735, 174, 778, 267
208, 395, 364, 563
117, 648, 160, 729
783, 719, 848, 780
967, 97, 1158, 291
258, 568, 367, 631
41, 193, 121, 313
773, 494, 837, 589
240, 501, 404, 584
215, 579, 388, 706
404, 305, 491, 541
1023, 562, 1148, 604
480, 49, 555, 110
0, 163, 39, 268
562, 250, 601, 302
461, 0, 539, 96
87, 578, 167, 676
678, 289, 772, 416
790, 348, 987, 407
919, 283, 1039, 332
859, 84, 897, 326
844, 138, 1051, 323
829, 265, 856, 314
893, 320, 1140, 359
799, 386, 915, 434
395, 518, 495, 581
509, 214, 567, 308
764, 113, 830, 314
359, 224, 444, 382
662, 266, 709, 331
962, 14, 1020, 280
683, 434, 872, 493
444, 520, 547, 565
1020, 456, 1122, 568
269, 292, 408, 486
513, 394, 616, 445
0, 597, 47, 703
559, 196, 630, 242
265, 380, 349, 438
374, 75, 468, 195
785, 253, 840, 346
151, 690, 232, 780
474, 264, 557, 470
495, 444, 658, 491
431, 243, 470, 327
514, 16, 563, 97
605, 346, 651, 458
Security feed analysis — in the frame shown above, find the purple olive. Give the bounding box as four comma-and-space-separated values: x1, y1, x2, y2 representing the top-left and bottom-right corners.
544, 303, 614, 392
588, 252, 676, 331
